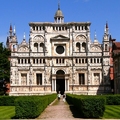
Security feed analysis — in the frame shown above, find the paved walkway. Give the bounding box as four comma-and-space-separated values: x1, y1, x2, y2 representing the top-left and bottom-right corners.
37, 96, 81, 120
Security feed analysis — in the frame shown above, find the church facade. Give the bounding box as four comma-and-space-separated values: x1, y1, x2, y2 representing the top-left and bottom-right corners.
7, 5, 111, 96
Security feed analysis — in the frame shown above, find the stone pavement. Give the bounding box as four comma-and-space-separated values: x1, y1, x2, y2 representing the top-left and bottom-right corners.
37, 95, 82, 120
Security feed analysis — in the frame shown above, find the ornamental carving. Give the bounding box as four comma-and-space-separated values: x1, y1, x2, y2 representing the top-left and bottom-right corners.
18, 46, 29, 52
33, 35, 44, 42
76, 35, 86, 41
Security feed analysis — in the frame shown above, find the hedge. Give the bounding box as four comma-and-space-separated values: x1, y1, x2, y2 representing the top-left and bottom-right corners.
15, 94, 56, 119
0, 96, 18, 106
66, 94, 106, 118
105, 95, 120, 105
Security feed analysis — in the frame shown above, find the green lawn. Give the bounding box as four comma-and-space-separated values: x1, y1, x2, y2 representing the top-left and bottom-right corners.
103, 105, 120, 119
0, 106, 15, 119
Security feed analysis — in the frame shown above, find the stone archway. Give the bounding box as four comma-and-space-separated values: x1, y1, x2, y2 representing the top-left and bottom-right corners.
56, 70, 65, 95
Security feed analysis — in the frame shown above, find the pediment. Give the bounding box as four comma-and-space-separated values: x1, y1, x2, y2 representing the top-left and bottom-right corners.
18, 45, 29, 52
50, 35, 69, 40
90, 45, 102, 52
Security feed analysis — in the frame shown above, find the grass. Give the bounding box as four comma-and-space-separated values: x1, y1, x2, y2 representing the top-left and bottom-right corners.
0, 106, 15, 119
103, 105, 120, 119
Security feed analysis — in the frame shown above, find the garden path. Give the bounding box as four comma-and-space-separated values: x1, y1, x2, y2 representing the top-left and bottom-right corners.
37, 95, 82, 120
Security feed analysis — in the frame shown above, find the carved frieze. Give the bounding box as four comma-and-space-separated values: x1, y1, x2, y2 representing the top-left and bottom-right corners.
18, 67, 29, 71
33, 35, 44, 42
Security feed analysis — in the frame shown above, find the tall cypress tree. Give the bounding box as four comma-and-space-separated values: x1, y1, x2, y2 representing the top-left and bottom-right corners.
0, 42, 11, 82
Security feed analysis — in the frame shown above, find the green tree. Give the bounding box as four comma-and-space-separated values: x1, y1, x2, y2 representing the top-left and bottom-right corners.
0, 42, 11, 82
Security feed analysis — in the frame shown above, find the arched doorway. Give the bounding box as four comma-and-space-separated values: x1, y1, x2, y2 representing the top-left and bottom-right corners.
56, 70, 65, 95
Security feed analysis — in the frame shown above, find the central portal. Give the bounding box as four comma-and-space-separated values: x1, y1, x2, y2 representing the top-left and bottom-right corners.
56, 70, 65, 95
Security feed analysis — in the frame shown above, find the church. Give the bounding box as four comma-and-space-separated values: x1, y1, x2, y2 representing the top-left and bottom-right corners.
6, 4, 111, 96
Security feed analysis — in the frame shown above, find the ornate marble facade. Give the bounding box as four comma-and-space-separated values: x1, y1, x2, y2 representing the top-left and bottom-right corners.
7, 5, 111, 96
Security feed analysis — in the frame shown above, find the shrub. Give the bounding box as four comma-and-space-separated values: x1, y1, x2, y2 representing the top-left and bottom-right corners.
15, 94, 56, 119
105, 95, 120, 105
79, 96, 105, 118
0, 96, 18, 106
66, 94, 106, 118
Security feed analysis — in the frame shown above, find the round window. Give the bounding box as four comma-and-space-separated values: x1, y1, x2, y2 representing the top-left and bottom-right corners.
56, 45, 64, 54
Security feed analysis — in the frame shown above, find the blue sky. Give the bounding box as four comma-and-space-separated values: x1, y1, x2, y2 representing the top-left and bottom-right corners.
0, 0, 120, 45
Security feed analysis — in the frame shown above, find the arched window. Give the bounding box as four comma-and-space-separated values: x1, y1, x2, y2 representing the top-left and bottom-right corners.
40, 43, 44, 52
76, 42, 80, 52
82, 42, 86, 52
34, 43, 38, 52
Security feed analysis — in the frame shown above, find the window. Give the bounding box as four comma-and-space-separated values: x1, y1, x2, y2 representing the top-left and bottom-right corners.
21, 74, 27, 85
76, 42, 80, 52
56, 45, 64, 54
76, 59, 78, 63
105, 44, 107, 51
36, 74, 42, 85
79, 73, 85, 85
18, 59, 20, 64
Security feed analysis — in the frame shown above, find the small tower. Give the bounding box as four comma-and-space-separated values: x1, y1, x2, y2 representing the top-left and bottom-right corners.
103, 22, 109, 52
8, 24, 18, 51
102, 22, 110, 92
54, 3, 64, 23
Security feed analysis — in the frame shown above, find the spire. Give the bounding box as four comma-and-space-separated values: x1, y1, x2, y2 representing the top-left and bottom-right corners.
21, 32, 27, 45
106, 21, 108, 28
93, 30, 99, 44
58, 0, 60, 10
104, 21, 109, 34
9, 24, 13, 36
10, 24, 12, 31
94, 30, 97, 40
23, 32, 26, 40
13, 25, 16, 35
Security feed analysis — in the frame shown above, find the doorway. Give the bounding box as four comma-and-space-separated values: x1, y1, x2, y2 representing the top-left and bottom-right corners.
56, 70, 65, 95
56, 79, 65, 95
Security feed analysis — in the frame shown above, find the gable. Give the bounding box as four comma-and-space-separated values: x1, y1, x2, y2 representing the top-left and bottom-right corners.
90, 45, 102, 52
18, 46, 29, 52
50, 35, 69, 40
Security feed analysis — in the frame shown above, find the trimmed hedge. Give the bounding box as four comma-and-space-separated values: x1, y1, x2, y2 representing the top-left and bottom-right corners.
15, 94, 56, 119
105, 95, 120, 105
0, 96, 18, 106
66, 94, 106, 118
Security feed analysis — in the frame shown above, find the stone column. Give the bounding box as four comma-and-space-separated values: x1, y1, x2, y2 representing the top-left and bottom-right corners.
65, 79, 66, 91
55, 79, 56, 91
52, 79, 55, 91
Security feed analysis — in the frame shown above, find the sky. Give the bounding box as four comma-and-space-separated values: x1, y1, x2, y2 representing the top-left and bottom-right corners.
0, 0, 120, 45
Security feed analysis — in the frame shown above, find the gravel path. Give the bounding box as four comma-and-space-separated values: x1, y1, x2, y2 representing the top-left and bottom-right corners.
37, 96, 82, 120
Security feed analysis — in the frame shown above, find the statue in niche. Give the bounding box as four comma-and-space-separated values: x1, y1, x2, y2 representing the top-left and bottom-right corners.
88, 59, 90, 65
94, 75, 99, 85
66, 60, 69, 66
46, 68, 51, 84
46, 60, 50, 66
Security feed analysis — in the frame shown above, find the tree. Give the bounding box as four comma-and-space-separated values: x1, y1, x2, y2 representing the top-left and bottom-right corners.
0, 42, 11, 82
